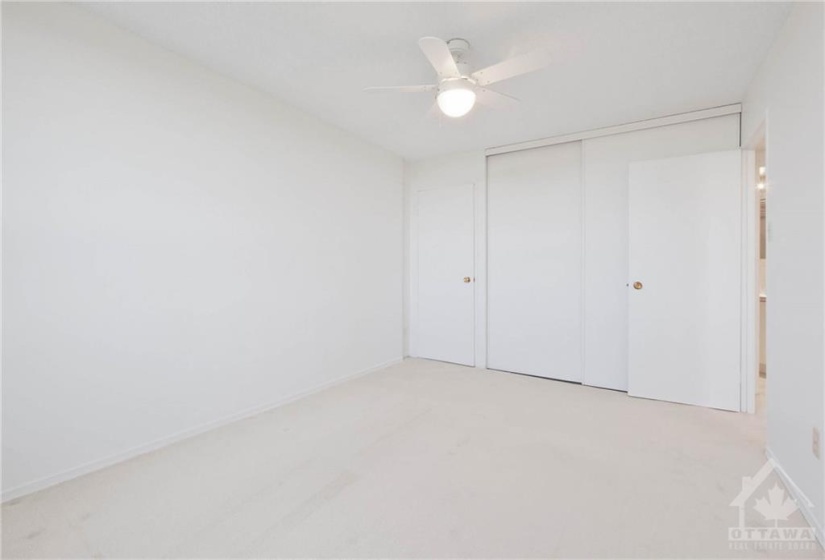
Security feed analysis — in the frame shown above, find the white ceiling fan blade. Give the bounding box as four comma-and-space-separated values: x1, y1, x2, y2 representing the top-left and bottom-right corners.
476, 87, 520, 108
418, 36, 460, 79
471, 48, 552, 87
364, 85, 437, 94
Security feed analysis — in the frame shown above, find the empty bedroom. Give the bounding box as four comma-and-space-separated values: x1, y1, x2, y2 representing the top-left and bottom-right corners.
2, 2, 824, 558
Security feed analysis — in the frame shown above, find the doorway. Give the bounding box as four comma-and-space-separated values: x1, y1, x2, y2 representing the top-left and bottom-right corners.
755, 135, 768, 412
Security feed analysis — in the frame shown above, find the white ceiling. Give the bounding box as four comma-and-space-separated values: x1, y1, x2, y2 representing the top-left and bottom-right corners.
83, 2, 790, 160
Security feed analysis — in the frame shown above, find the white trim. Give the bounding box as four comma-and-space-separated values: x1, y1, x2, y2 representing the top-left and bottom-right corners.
741, 149, 759, 413
472, 181, 485, 368
469, 183, 478, 367
1, 358, 402, 503
485, 104, 742, 156
481, 165, 491, 371
766, 448, 825, 547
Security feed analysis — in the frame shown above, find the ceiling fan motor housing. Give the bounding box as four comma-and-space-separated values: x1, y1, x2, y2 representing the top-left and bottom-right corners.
447, 38, 472, 77
438, 76, 475, 95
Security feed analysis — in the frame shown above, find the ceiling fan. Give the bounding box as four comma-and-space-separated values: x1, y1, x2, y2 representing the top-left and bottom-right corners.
365, 37, 551, 118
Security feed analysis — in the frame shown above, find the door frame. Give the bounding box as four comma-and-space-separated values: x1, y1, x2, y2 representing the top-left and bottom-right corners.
409, 183, 478, 365
741, 149, 759, 413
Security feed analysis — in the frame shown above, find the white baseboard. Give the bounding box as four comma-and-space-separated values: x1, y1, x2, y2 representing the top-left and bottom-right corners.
2, 357, 402, 503
766, 447, 825, 547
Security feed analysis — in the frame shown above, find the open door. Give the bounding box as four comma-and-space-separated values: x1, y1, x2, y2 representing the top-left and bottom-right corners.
628, 150, 743, 411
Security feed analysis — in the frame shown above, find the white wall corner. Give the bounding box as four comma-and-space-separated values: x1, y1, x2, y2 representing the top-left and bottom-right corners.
402, 159, 412, 358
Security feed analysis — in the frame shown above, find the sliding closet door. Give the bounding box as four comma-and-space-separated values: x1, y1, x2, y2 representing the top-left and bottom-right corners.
487, 142, 582, 381
627, 150, 743, 411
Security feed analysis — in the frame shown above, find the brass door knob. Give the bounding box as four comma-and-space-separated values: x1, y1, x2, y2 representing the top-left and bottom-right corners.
633, 281, 643, 290
463, 277, 472, 283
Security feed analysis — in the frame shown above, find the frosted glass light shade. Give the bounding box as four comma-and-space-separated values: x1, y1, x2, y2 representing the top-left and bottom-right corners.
437, 87, 476, 118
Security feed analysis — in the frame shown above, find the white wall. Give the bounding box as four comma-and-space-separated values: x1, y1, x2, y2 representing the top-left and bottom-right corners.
405, 151, 486, 367
2, 4, 404, 499
741, 2, 825, 537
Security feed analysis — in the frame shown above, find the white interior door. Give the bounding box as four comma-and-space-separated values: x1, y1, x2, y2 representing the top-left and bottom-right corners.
487, 142, 582, 381
628, 150, 742, 411
581, 115, 740, 392
415, 185, 475, 366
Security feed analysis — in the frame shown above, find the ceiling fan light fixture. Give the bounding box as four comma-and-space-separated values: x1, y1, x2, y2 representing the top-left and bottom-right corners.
436, 81, 476, 118
366, 36, 547, 119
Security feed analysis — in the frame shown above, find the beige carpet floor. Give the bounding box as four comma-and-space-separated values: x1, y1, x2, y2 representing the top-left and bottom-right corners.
2, 358, 820, 558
